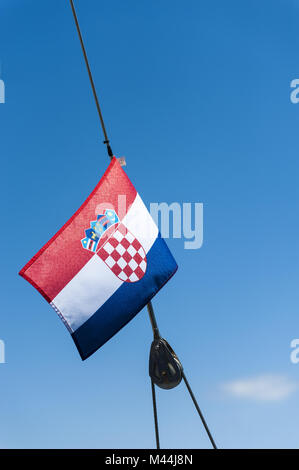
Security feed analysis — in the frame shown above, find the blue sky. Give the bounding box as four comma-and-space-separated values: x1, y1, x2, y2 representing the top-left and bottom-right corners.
1, 0, 299, 448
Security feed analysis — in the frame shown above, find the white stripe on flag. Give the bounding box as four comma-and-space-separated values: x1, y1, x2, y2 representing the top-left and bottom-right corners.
52, 255, 122, 332
122, 193, 158, 253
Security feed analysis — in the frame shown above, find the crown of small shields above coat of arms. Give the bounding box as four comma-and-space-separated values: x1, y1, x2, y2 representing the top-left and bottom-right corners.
81, 209, 147, 283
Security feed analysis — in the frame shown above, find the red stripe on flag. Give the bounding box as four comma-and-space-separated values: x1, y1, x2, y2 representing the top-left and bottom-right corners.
19, 158, 137, 302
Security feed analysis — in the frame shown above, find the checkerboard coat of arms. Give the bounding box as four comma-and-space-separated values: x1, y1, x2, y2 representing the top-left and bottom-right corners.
81, 209, 147, 283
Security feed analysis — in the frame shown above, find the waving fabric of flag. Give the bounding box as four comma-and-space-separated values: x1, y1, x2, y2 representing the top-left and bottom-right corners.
19, 157, 178, 360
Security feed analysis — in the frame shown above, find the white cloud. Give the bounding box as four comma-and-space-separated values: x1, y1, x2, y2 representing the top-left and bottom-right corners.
221, 374, 297, 402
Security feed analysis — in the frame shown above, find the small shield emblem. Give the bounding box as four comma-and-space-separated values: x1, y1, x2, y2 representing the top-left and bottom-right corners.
81, 209, 147, 282
97, 223, 147, 282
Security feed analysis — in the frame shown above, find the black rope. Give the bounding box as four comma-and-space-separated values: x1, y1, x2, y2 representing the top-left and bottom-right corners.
182, 372, 217, 449
69, 0, 113, 159
147, 301, 160, 340
151, 380, 160, 449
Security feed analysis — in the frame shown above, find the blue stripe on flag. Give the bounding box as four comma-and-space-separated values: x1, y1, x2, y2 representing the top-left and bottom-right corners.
71, 234, 177, 360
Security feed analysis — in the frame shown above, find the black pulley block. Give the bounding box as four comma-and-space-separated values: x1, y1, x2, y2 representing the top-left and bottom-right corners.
149, 338, 183, 390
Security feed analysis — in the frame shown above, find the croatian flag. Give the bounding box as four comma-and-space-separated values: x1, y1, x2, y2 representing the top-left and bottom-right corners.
19, 157, 177, 360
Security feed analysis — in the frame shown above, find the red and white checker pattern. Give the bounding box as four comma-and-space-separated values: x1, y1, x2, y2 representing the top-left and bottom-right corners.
97, 223, 147, 283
